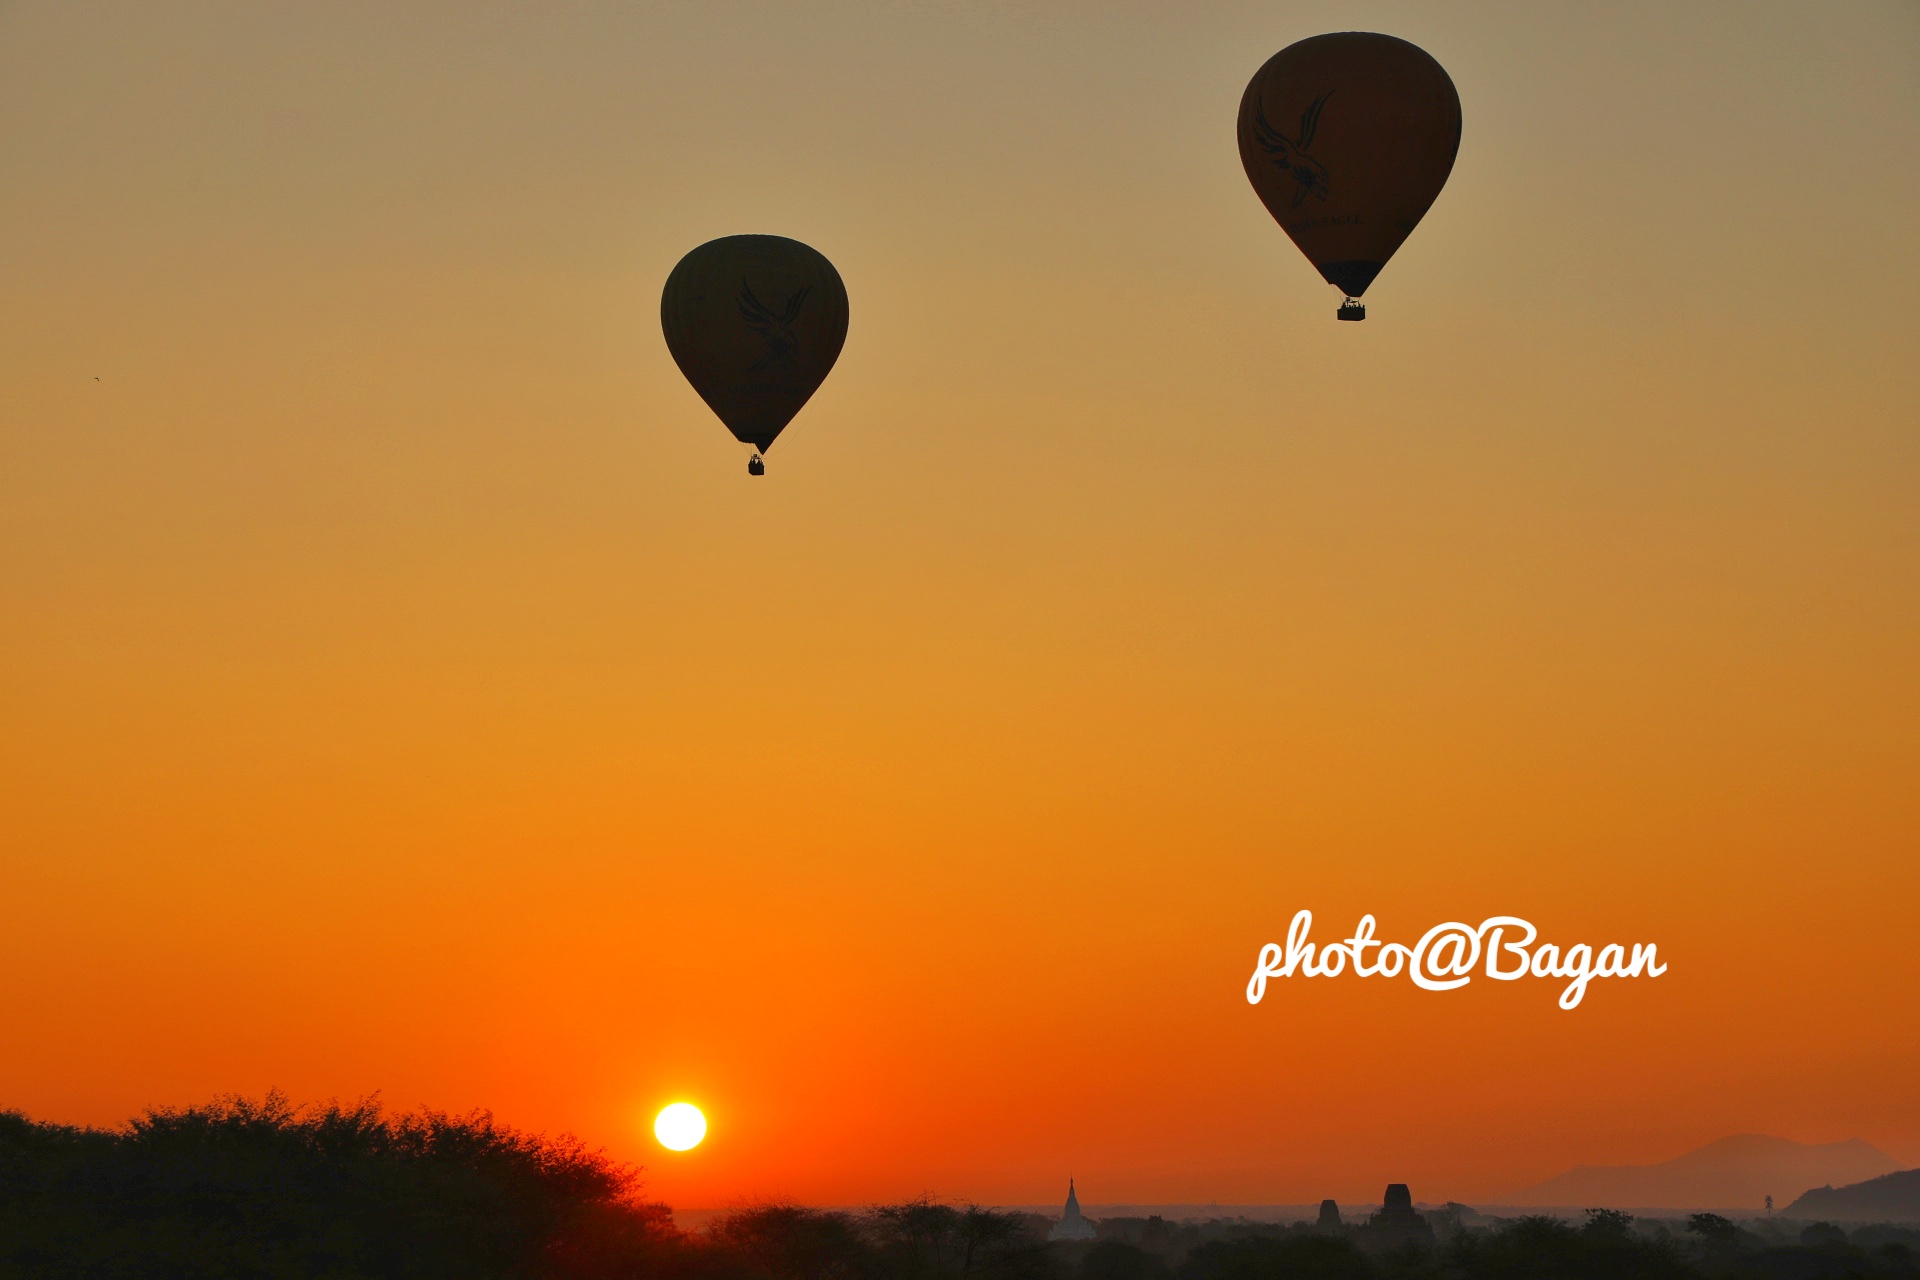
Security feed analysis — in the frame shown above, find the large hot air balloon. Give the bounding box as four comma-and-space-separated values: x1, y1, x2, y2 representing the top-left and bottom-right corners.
1237, 33, 1461, 321
661, 234, 848, 474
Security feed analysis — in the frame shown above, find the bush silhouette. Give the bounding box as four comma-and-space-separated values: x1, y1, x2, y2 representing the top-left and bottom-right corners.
865, 1200, 1055, 1279
1080, 1240, 1171, 1280
710, 1205, 869, 1279
1447, 1214, 1694, 1280
0, 1092, 684, 1279
1178, 1233, 1372, 1280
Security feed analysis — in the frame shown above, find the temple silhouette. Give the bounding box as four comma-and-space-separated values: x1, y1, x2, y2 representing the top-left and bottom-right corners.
1361, 1183, 1435, 1250
1047, 1179, 1097, 1241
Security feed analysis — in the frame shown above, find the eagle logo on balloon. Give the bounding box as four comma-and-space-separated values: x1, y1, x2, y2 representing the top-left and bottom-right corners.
737, 279, 812, 372
1253, 90, 1333, 207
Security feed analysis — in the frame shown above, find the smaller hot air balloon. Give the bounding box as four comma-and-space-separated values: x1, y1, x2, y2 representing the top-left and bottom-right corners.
661, 235, 849, 474
1237, 33, 1461, 320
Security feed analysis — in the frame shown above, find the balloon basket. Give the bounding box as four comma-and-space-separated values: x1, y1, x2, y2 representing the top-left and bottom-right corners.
1337, 299, 1367, 322
747, 454, 765, 476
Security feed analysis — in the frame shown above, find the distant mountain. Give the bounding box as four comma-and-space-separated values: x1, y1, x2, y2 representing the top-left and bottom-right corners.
1785, 1169, 1920, 1223
1508, 1135, 1900, 1211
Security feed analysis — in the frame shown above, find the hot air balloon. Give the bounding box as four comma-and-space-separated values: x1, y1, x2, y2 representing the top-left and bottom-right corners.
1237, 33, 1461, 321
661, 235, 849, 474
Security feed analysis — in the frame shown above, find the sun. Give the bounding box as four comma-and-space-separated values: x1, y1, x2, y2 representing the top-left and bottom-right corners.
653, 1102, 707, 1152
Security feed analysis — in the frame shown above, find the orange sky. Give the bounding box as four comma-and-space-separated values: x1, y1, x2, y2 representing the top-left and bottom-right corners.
1, 1, 1917, 1212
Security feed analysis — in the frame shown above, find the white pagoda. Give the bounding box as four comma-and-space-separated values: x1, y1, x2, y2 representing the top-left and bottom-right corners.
1047, 1179, 1097, 1241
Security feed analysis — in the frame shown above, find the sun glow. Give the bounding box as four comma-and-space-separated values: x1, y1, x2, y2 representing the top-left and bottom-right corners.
653, 1102, 707, 1151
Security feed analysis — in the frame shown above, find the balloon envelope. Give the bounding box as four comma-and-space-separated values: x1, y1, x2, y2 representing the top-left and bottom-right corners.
661, 235, 849, 452
1237, 33, 1461, 299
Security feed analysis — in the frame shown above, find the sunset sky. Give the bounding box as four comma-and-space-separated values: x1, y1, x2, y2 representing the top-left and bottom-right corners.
2, 1, 1916, 1212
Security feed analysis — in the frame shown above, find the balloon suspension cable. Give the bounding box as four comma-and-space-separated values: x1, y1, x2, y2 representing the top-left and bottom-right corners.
1337, 297, 1367, 322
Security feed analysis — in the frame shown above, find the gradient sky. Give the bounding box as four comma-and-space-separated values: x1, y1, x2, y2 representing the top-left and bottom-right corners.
2, 1, 1917, 1212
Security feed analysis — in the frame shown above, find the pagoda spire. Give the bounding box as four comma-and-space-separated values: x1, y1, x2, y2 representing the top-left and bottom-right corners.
1049, 1177, 1095, 1241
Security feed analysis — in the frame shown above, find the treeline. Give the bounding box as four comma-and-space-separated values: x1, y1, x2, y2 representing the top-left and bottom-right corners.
1137, 1212, 1919, 1280
0, 1094, 680, 1278
708, 1209, 1914, 1280
2, 1096, 1917, 1279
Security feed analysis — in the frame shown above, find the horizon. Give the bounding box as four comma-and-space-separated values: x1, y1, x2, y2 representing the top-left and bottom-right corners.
2, 0, 1917, 1223
4, 1092, 1912, 1220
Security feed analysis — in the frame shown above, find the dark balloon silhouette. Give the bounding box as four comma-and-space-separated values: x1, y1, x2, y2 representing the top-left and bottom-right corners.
1238, 33, 1462, 319
661, 234, 849, 474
